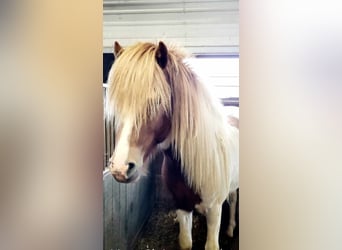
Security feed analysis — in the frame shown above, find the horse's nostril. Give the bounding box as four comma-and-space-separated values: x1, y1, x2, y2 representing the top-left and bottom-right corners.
128, 162, 136, 170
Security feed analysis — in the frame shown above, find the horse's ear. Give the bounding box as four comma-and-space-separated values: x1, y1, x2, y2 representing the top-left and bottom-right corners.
155, 41, 168, 69
113, 41, 124, 58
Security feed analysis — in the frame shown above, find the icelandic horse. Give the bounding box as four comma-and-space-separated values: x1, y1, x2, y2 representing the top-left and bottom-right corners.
107, 41, 239, 250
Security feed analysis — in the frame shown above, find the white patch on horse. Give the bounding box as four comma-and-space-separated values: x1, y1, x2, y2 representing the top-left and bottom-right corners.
204, 203, 222, 250
109, 117, 133, 176
176, 209, 193, 250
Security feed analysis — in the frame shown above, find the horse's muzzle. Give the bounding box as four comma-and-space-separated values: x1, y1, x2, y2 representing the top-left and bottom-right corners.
111, 169, 139, 183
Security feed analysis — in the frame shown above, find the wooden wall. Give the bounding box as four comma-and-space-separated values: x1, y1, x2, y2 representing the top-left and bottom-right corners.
103, 153, 164, 250
103, 167, 158, 250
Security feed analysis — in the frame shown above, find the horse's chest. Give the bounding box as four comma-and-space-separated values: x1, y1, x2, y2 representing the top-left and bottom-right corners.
162, 150, 201, 212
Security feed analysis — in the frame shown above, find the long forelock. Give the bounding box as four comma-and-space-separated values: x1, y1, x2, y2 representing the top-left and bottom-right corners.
108, 42, 171, 131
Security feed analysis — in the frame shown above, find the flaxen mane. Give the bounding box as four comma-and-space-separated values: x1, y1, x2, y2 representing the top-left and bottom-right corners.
107, 42, 171, 132
108, 42, 238, 200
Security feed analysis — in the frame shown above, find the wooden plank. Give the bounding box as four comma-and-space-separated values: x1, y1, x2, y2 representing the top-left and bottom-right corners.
103, 160, 159, 250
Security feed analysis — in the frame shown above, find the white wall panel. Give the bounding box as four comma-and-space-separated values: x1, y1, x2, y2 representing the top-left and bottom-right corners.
103, 0, 239, 55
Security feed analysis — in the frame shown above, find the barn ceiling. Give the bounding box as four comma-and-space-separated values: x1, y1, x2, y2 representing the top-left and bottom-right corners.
103, 0, 239, 55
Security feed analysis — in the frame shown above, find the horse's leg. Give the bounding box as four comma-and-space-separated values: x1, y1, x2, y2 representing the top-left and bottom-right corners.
205, 203, 222, 250
227, 190, 238, 237
176, 209, 193, 250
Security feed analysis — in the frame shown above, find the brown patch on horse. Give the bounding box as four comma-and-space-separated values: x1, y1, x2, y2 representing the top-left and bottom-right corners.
227, 115, 239, 129
128, 112, 172, 161
162, 147, 201, 212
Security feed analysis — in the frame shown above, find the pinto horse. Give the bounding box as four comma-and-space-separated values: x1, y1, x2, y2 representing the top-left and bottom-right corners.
107, 41, 239, 250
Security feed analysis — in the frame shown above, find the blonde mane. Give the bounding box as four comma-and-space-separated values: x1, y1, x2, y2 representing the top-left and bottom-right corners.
107, 42, 171, 131
108, 42, 238, 200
